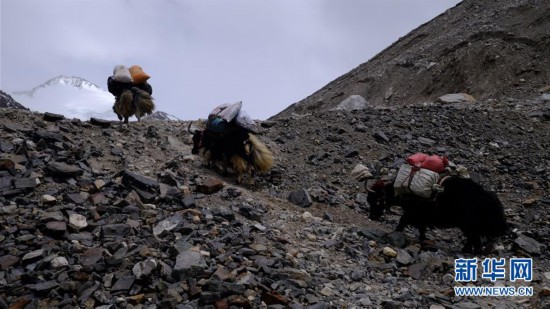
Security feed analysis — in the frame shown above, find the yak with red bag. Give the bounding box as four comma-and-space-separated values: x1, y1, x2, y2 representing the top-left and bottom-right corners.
365, 153, 508, 253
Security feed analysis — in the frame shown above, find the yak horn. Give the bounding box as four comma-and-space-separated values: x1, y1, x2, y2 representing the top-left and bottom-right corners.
188, 122, 197, 135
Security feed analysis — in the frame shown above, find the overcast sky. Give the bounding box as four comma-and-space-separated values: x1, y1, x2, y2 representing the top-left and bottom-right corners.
1, 0, 461, 120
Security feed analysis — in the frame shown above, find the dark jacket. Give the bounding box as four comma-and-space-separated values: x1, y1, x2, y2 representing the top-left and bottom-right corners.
107, 76, 153, 98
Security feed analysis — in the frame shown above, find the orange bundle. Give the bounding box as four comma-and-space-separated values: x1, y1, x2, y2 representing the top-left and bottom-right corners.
129, 65, 151, 84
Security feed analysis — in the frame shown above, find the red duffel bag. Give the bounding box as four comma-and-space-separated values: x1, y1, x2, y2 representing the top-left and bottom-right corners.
406, 153, 448, 173
420, 155, 448, 173
406, 153, 428, 166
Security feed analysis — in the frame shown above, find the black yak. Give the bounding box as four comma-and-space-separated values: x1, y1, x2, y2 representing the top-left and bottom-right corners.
107, 65, 155, 124
367, 176, 509, 253
189, 123, 274, 184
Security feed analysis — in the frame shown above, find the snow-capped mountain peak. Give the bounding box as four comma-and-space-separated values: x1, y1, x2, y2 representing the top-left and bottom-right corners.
47, 75, 102, 90
11, 75, 117, 120
13, 75, 103, 97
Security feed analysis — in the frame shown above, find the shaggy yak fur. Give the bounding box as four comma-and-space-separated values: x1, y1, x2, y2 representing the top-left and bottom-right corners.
367, 176, 509, 253
190, 124, 274, 183
113, 88, 155, 124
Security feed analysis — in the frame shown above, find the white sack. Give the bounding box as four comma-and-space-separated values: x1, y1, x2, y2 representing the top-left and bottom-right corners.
234, 109, 255, 131
208, 103, 230, 118
394, 164, 439, 199
113, 65, 133, 83
218, 101, 242, 122
351, 163, 373, 181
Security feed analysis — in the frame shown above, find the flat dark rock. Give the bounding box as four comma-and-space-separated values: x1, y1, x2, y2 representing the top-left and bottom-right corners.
43, 112, 65, 122
0, 255, 19, 270
121, 170, 159, 193
90, 118, 112, 128
47, 162, 84, 178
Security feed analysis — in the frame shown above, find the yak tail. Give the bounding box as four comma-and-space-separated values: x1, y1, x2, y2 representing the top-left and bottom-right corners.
248, 133, 273, 172
115, 91, 134, 116
133, 88, 155, 116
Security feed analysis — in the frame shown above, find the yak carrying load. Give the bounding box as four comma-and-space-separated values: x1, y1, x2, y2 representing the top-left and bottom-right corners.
190, 102, 273, 184
357, 152, 471, 220
107, 65, 155, 124
354, 152, 468, 201
361, 153, 507, 253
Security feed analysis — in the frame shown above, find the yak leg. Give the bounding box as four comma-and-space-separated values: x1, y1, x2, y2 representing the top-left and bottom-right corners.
246, 162, 255, 185
113, 103, 123, 121
462, 233, 482, 254
124, 116, 129, 124
418, 225, 427, 241
396, 215, 408, 232
203, 151, 213, 168
224, 160, 231, 178
367, 192, 384, 221
462, 239, 473, 254
231, 155, 247, 184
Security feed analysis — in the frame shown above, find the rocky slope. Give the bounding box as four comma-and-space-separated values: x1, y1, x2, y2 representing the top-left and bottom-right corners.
1, 94, 549, 308
273, 0, 550, 119
0, 90, 27, 110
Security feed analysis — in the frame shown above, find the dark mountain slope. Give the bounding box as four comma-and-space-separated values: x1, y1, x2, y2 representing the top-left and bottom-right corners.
0, 90, 27, 109
273, 0, 550, 118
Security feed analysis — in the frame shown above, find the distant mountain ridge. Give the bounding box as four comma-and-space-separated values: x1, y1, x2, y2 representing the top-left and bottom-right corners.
143, 111, 181, 122
0, 90, 27, 109
12, 75, 103, 97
